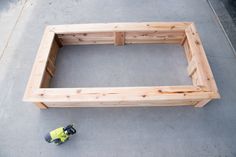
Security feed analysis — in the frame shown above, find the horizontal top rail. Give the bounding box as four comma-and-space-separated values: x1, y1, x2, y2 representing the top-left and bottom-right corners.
48, 22, 192, 34
25, 86, 219, 102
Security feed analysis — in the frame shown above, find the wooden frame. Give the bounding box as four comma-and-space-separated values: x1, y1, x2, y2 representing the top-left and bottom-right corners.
23, 22, 220, 109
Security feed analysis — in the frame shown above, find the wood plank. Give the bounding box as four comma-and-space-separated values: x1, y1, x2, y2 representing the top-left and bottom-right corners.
25, 86, 219, 103
23, 27, 56, 101
41, 71, 51, 88
46, 58, 56, 77
45, 100, 197, 107
34, 102, 48, 109
114, 32, 125, 46
187, 58, 197, 76
125, 32, 183, 44
58, 31, 185, 45
194, 99, 211, 107
61, 41, 113, 45
180, 35, 187, 45
185, 28, 208, 88
49, 22, 191, 34
126, 39, 181, 44
185, 24, 220, 100
125, 31, 185, 43
183, 39, 192, 63
58, 32, 114, 45
54, 35, 63, 47
48, 38, 59, 64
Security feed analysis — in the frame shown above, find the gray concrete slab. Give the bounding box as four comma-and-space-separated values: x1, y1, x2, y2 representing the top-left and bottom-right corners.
0, 0, 236, 156
50, 44, 191, 88
0, 0, 26, 59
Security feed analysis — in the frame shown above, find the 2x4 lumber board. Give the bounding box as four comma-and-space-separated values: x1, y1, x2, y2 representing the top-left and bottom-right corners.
46, 59, 56, 77
57, 32, 114, 45
48, 22, 191, 34
183, 38, 192, 63
41, 71, 51, 88
194, 99, 211, 107
185, 24, 219, 97
23, 27, 56, 100
48, 39, 59, 64
44, 100, 197, 107
191, 70, 200, 86
125, 35, 183, 43
125, 31, 185, 44
180, 35, 187, 45
187, 58, 197, 77
114, 32, 125, 46
60, 41, 113, 45
125, 40, 181, 44
34, 102, 48, 109
54, 35, 63, 48
26, 86, 219, 102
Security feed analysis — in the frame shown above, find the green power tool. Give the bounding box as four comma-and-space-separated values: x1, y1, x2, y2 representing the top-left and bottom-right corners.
44, 124, 76, 145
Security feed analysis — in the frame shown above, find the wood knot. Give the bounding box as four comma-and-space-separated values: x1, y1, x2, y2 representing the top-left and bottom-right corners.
171, 26, 175, 29
146, 24, 150, 26
195, 40, 200, 45
83, 33, 87, 36
66, 95, 70, 98
142, 95, 147, 98
40, 93, 44, 96
158, 90, 162, 93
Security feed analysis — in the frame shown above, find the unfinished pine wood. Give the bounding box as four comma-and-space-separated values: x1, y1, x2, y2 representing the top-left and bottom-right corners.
183, 39, 192, 63
187, 58, 197, 77
57, 32, 114, 45
44, 100, 197, 107
46, 59, 56, 77
185, 24, 219, 97
125, 31, 185, 44
194, 99, 211, 107
114, 32, 125, 46
23, 22, 220, 109
49, 22, 191, 34
34, 102, 48, 109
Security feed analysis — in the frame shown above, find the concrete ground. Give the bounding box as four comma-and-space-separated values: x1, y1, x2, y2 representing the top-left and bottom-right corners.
0, 0, 236, 156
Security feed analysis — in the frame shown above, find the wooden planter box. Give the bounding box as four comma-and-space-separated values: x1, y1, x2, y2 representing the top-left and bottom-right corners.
23, 22, 220, 109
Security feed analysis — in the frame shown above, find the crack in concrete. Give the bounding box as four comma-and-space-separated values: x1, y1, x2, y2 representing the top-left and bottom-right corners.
0, 0, 28, 62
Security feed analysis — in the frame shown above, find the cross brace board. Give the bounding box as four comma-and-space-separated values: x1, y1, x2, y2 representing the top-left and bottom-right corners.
23, 22, 220, 109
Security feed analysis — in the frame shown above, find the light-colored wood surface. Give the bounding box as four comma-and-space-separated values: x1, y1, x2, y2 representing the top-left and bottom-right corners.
34, 102, 48, 109
114, 32, 125, 46
23, 22, 220, 108
187, 58, 197, 77
194, 99, 211, 107
44, 101, 197, 107
27, 86, 218, 102
23, 27, 55, 100
49, 22, 191, 34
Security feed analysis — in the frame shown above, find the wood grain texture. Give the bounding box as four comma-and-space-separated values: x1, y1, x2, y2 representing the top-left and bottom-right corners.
114, 32, 125, 46
23, 22, 220, 108
34, 102, 48, 109
194, 99, 211, 107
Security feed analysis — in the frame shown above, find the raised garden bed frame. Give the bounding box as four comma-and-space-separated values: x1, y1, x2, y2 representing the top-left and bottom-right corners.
23, 22, 220, 109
